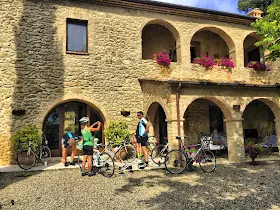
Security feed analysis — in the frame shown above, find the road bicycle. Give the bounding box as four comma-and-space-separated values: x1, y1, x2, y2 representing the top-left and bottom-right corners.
150, 137, 169, 165
78, 144, 115, 177
165, 136, 216, 174
151, 136, 189, 165
102, 135, 136, 163
17, 136, 51, 170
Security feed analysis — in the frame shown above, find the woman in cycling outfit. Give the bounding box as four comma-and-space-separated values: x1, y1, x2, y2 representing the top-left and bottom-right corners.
79, 117, 101, 176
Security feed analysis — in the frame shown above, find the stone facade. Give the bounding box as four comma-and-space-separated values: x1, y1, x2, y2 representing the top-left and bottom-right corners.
0, 0, 279, 165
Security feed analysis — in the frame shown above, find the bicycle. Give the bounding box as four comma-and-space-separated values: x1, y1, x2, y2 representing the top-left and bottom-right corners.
151, 137, 169, 165
78, 144, 115, 177
151, 136, 188, 165
165, 136, 216, 174
17, 136, 51, 170
102, 135, 136, 163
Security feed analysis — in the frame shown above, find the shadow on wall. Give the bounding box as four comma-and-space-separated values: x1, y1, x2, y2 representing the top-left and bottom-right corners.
11, 1, 64, 163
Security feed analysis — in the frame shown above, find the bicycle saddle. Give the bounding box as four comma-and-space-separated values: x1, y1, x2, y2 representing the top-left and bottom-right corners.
176, 136, 182, 140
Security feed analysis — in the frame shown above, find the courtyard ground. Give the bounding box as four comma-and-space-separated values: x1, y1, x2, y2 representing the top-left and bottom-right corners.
1, 160, 280, 210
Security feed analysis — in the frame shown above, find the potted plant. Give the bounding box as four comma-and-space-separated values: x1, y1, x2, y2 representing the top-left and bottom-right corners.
193, 55, 216, 69
152, 51, 172, 67
219, 57, 235, 70
193, 55, 234, 70
247, 61, 269, 72
12, 125, 42, 153
245, 142, 264, 165
104, 120, 131, 161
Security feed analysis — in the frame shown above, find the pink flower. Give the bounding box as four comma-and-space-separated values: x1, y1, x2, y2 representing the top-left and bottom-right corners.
247, 61, 268, 71
155, 51, 171, 67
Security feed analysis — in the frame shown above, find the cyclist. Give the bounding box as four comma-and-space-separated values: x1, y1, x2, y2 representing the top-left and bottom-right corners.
136, 111, 150, 169
79, 117, 101, 176
61, 130, 79, 167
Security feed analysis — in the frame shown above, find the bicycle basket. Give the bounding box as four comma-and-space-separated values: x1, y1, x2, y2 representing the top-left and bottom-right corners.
200, 136, 211, 150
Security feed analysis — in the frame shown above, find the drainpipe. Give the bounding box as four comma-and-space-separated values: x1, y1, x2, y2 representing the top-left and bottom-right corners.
176, 83, 182, 136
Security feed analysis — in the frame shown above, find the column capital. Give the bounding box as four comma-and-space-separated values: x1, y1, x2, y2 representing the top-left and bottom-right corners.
224, 118, 244, 122
166, 118, 185, 122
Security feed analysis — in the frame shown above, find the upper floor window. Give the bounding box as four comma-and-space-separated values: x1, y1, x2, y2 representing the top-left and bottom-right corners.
66, 19, 88, 53
142, 23, 178, 62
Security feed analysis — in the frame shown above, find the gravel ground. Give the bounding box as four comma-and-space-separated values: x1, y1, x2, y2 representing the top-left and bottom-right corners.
1, 161, 280, 210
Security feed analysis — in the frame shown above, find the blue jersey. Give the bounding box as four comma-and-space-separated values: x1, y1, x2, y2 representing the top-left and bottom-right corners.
137, 118, 148, 137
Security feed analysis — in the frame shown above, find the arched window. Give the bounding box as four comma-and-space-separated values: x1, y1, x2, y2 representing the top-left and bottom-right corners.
142, 20, 180, 62
243, 33, 263, 66
190, 27, 236, 65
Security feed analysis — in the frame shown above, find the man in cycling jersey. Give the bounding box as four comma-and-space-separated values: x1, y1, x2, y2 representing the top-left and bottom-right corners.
136, 111, 150, 168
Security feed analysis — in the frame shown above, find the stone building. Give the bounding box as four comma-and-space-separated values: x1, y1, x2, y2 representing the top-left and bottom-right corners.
0, 0, 279, 165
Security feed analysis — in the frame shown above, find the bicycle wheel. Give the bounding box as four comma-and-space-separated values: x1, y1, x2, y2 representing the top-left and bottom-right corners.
198, 150, 216, 173
119, 144, 136, 163
17, 150, 36, 170
165, 150, 187, 174
152, 144, 168, 164
98, 152, 115, 177
41, 146, 51, 164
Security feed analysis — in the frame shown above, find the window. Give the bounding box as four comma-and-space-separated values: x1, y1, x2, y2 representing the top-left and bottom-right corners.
66, 19, 88, 53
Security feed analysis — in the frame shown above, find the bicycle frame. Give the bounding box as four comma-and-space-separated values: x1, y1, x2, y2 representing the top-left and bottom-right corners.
104, 137, 132, 159
185, 139, 211, 165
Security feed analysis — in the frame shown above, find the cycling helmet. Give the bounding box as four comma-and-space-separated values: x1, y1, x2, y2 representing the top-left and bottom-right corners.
79, 117, 89, 124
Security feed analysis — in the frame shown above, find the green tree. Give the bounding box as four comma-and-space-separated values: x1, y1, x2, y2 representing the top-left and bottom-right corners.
252, 0, 280, 61
238, 0, 273, 13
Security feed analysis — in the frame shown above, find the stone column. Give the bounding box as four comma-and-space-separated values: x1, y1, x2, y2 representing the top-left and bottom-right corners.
167, 119, 185, 150
274, 119, 280, 154
234, 41, 244, 68
225, 118, 245, 162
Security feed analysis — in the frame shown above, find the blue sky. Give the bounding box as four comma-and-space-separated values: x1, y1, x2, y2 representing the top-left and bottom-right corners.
158, 0, 246, 15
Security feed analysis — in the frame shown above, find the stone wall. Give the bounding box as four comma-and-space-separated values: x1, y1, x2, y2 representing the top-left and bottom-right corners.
183, 100, 210, 145
0, 0, 280, 165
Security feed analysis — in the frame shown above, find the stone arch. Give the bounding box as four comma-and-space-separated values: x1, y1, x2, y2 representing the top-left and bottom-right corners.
242, 98, 280, 146
146, 102, 168, 144
40, 95, 107, 126
182, 97, 232, 147
190, 26, 236, 65
242, 98, 280, 120
243, 32, 263, 66
181, 96, 233, 120
41, 96, 108, 156
141, 19, 181, 62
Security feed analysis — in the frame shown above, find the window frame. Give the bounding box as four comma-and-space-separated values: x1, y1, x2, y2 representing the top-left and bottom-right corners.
66, 18, 88, 54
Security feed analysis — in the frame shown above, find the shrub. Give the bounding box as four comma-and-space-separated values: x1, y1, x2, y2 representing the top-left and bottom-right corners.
104, 121, 131, 147
12, 125, 41, 152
